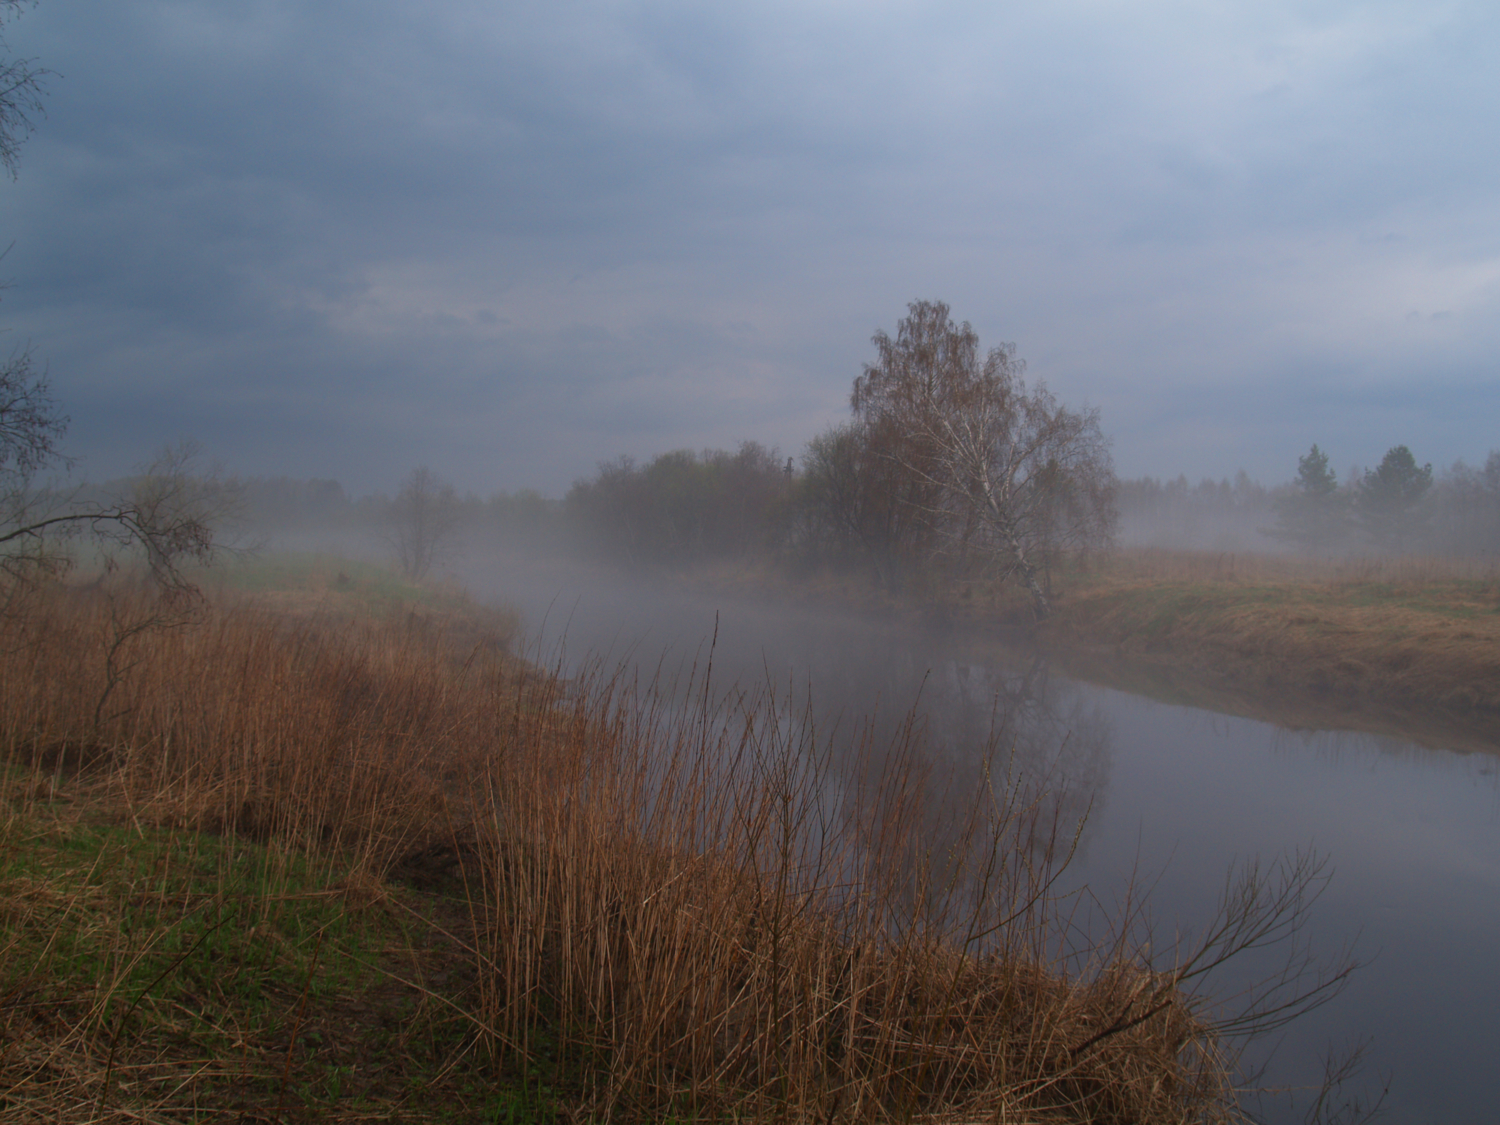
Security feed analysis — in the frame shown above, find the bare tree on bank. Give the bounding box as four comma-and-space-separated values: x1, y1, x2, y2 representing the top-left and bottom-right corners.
0, 3, 228, 598
849, 300, 1116, 618
0, 358, 227, 595
389, 466, 460, 582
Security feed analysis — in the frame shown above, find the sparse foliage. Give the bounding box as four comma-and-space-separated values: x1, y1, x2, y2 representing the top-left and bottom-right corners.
1426, 452, 1500, 556
0, 346, 65, 482
389, 465, 461, 581
842, 299, 1117, 616
0, 429, 228, 595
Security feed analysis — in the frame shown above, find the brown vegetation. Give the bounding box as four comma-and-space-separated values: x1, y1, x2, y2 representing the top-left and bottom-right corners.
0, 574, 1343, 1121
1038, 550, 1500, 739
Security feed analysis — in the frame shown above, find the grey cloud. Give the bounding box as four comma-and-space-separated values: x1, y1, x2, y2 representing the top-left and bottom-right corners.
3, 0, 1499, 494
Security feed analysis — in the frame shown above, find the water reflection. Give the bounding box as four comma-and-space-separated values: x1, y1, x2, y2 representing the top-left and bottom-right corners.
471, 557, 1499, 1124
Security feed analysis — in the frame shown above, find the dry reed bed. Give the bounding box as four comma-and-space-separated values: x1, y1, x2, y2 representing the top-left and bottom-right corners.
0, 582, 1263, 1122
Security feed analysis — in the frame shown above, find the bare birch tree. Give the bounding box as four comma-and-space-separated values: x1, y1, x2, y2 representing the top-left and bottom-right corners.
852, 300, 1116, 618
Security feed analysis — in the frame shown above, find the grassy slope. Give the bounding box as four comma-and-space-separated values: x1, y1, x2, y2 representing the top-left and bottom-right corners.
1, 797, 508, 1123
1, 557, 540, 1123
1038, 552, 1500, 742
0, 554, 1280, 1124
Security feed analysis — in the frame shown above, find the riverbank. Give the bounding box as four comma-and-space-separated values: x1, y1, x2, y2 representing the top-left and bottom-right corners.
1040, 550, 1500, 751
1, 562, 1281, 1123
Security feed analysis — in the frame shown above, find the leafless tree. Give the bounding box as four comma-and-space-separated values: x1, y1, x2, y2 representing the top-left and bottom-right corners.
0, 0, 47, 180
0, 4, 228, 603
0, 366, 228, 598
851, 300, 1116, 618
0, 345, 64, 480
389, 465, 461, 582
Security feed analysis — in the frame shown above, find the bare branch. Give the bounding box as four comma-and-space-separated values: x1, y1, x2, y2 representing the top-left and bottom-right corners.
0, 0, 48, 179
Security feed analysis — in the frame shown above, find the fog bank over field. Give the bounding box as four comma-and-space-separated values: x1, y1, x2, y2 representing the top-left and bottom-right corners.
231, 433, 1500, 590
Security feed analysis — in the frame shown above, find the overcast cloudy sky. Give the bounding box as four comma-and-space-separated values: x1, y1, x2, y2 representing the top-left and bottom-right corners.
3, 0, 1497, 495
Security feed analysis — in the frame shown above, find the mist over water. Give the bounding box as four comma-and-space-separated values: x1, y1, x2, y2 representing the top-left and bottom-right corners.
458, 547, 1500, 1125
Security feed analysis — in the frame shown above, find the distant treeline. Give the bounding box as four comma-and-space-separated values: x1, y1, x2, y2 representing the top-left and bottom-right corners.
230, 302, 1499, 604
566, 443, 793, 565
242, 302, 1125, 620
563, 301, 1119, 620
234, 442, 1500, 581
1116, 446, 1500, 556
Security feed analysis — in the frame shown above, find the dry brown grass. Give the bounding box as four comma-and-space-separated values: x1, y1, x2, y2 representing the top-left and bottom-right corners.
1082, 547, 1500, 587
688, 548, 1500, 739
1038, 548, 1500, 724
472, 660, 1255, 1123
0, 575, 1332, 1122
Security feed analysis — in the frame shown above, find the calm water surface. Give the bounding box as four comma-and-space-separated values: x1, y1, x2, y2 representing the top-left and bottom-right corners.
477, 559, 1500, 1123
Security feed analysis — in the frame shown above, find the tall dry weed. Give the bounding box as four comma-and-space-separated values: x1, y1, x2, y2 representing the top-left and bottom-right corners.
469, 656, 1249, 1122
0, 584, 512, 869
0, 579, 1342, 1122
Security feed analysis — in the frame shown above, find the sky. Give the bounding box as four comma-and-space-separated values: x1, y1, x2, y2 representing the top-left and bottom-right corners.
3, 0, 1498, 497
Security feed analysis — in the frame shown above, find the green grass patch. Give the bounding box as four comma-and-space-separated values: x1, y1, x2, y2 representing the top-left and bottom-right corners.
199, 552, 515, 636
0, 785, 507, 1122
209, 551, 441, 603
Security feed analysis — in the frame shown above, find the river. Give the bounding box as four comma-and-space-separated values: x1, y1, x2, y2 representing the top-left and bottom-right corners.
470, 554, 1500, 1124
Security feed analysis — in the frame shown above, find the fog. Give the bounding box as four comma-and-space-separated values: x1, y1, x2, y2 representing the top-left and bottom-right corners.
9, 1, 1500, 1116
217, 508, 1500, 1123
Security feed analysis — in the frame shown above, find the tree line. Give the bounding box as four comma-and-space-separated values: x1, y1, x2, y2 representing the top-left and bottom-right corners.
489, 302, 1116, 618
246, 301, 1114, 618
78, 294, 1499, 606
1268, 443, 1500, 556
1112, 446, 1500, 557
